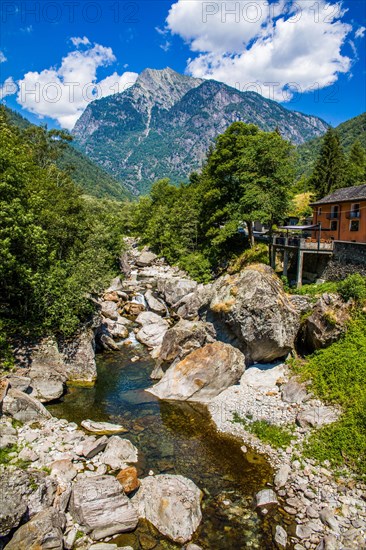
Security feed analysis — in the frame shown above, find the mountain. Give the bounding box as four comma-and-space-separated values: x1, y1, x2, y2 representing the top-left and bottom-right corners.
296, 112, 366, 178
3, 106, 130, 201
73, 67, 329, 195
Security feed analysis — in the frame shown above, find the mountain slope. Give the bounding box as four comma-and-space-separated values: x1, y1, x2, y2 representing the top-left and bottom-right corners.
296, 112, 366, 178
3, 106, 130, 201
73, 68, 329, 195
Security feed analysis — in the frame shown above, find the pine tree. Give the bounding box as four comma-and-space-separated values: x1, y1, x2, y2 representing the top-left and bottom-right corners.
345, 140, 366, 186
309, 128, 346, 199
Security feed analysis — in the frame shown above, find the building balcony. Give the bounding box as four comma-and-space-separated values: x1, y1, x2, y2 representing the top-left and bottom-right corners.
273, 236, 334, 251
326, 212, 340, 220
345, 210, 361, 219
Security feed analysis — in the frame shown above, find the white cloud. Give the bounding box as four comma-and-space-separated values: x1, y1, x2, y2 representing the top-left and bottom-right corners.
0, 77, 18, 100
166, 0, 353, 101
355, 26, 365, 39
160, 41, 171, 52
70, 36, 91, 47
16, 40, 138, 129
0, 51, 7, 63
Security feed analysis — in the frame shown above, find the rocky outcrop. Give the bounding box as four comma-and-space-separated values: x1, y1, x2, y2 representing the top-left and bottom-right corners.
4, 508, 65, 550
157, 277, 197, 306
0, 470, 57, 536
302, 293, 351, 351
69, 476, 138, 540
132, 474, 202, 544
209, 265, 299, 363
175, 284, 212, 320
148, 341, 245, 402
135, 312, 169, 350
158, 319, 216, 366
2, 388, 52, 422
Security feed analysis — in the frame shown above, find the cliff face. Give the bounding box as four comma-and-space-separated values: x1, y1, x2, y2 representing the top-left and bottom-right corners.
73, 68, 329, 195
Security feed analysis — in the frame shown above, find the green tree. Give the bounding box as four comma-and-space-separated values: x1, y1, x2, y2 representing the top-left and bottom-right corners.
345, 140, 366, 186
309, 128, 346, 198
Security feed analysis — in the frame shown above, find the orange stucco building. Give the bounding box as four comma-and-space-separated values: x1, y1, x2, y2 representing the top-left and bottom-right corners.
311, 184, 366, 243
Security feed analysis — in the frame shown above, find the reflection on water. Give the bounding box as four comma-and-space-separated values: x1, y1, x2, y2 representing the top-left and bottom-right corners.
48, 346, 275, 549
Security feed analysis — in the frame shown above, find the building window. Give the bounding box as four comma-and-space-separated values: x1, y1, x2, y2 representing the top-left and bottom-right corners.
318, 207, 322, 215
350, 220, 359, 232
330, 220, 338, 231
351, 204, 360, 218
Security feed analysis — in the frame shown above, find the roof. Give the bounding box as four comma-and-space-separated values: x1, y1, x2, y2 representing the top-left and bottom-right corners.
311, 184, 366, 206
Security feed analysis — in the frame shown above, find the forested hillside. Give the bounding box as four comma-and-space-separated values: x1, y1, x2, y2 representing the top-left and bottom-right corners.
0, 106, 129, 366
297, 112, 366, 178
3, 106, 130, 201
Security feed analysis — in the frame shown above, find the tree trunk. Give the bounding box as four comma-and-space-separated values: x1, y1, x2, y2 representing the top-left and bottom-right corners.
247, 221, 254, 248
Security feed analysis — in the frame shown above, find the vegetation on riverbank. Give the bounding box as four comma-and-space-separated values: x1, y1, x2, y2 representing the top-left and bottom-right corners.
0, 107, 128, 367
232, 413, 295, 449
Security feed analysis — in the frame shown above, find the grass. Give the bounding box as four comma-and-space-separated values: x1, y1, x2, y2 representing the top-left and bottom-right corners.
294, 312, 366, 479
232, 412, 295, 449
291, 281, 338, 299
0, 445, 18, 466
228, 243, 269, 274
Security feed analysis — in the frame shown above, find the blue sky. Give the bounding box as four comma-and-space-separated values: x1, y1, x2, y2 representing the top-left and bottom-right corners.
1, 0, 365, 129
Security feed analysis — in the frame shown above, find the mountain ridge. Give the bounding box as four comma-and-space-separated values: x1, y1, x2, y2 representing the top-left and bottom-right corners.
73, 68, 329, 195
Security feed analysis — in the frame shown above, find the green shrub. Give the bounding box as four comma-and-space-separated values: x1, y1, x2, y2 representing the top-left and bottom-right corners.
228, 243, 269, 274
232, 413, 295, 449
338, 273, 366, 303
178, 252, 212, 284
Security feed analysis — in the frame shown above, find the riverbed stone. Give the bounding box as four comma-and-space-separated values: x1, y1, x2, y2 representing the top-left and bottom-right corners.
81, 419, 128, 435
274, 524, 287, 549
158, 319, 215, 366
4, 508, 65, 550
319, 508, 339, 532
135, 312, 169, 349
274, 464, 291, 489
101, 301, 119, 320
157, 277, 197, 306
5, 375, 31, 393
116, 466, 140, 494
148, 342, 245, 402
296, 406, 338, 428
132, 474, 202, 544
100, 436, 138, 469
281, 380, 308, 404
69, 475, 138, 540
254, 489, 278, 511
82, 435, 108, 459
136, 250, 158, 267
2, 388, 52, 422
303, 293, 351, 351
145, 289, 166, 314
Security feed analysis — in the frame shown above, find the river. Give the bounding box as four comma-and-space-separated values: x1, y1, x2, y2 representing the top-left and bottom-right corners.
48, 342, 276, 549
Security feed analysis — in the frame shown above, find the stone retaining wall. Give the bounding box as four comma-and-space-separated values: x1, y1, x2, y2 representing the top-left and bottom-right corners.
322, 241, 366, 281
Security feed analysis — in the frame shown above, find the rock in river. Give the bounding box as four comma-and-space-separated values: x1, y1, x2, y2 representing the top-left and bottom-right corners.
2, 388, 52, 423
132, 474, 202, 544
148, 341, 245, 402
69, 475, 138, 540
100, 436, 138, 470
159, 319, 215, 366
81, 419, 129, 434
209, 264, 299, 363
157, 277, 197, 306
135, 311, 169, 349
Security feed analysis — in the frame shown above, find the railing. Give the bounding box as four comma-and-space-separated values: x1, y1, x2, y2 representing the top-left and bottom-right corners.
326, 212, 339, 220
273, 236, 334, 251
345, 210, 361, 219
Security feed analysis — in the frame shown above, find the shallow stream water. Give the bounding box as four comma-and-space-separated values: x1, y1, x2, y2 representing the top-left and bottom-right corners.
48, 343, 276, 549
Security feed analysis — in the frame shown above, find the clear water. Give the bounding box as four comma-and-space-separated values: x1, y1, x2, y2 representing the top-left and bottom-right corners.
48, 344, 276, 549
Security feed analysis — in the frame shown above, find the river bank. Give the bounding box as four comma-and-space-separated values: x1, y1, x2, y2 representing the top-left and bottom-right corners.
1, 239, 365, 549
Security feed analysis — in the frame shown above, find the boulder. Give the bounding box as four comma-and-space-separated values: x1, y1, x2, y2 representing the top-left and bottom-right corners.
0, 420, 17, 449
296, 406, 338, 428
132, 474, 202, 544
123, 302, 145, 316
116, 466, 140, 494
158, 319, 216, 366
136, 250, 158, 267
135, 312, 169, 349
240, 363, 287, 392
101, 301, 119, 320
27, 366, 65, 403
5, 375, 31, 393
303, 293, 351, 351
274, 464, 291, 489
81, 420, 128, 435
69, 476, 138, 540
281, 380, 308, 404
0, 379, 10, 407
2, 388, 51, 423
106, 276, 123, 292
175, 284, 212, 320
0, 470, 57, 536
157, 277, 197, 306
103, 291, 120, 302
82, 435, 108, 459
274, 524, 287, 549
254, 489, 278, 511
100, 436, 138, 470
209, 265, 299, 363
148, 342, 245, 402
145, 289, 166, 314
50, 459, 78, 484
4, 508, 65, 550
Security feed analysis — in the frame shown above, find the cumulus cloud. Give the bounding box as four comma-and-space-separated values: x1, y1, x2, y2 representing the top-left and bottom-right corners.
166, 0, 353, 101
70, 36, 91, 47
355, 26, 365, 39
16, 40, 138, 129
0, 51, 7, 63
0, 77, 18, 100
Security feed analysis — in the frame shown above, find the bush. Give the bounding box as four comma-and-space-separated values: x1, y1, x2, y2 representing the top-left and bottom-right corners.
228, 243, 269, 274
338, 273, 366, 303
178, 252, 212, 284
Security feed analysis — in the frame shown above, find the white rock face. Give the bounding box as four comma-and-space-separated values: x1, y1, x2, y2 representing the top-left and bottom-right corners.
100, 436, 138, 470
132, 474, 202, 544
148, 342, 245, 402
69, 476, 138, 540
135, 311, 169, 349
